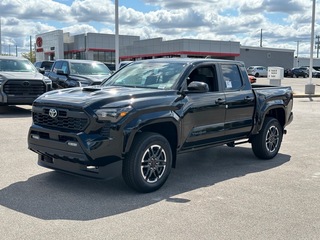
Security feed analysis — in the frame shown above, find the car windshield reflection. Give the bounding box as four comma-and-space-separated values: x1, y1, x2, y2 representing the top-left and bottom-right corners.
70, 62, 111, 75
0, 59, 37, 72
102, 61, 186, 89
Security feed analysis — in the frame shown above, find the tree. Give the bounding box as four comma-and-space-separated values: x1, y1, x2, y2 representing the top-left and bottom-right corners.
21, 51, 36, 63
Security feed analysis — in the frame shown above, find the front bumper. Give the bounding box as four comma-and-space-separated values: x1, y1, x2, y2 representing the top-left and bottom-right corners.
37, 154, 122, 180
28, 124, 123, 178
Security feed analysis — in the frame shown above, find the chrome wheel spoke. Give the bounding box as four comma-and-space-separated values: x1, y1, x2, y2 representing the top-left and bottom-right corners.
140, 144, 167, 183
266, 126, 279, 152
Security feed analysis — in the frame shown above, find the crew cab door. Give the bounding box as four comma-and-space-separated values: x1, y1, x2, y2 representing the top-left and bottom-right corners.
180, 64, 226, 150
220, 63, 255, 139
47, 61, 69, 89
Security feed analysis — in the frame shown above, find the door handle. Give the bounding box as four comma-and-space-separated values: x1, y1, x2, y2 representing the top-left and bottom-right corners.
244, 96, 254, 102
215, 98, 225, 104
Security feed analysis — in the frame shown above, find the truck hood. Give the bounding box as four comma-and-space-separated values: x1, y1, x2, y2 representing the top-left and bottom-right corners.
0, 71, 45, 80
69, 74, 111, 83
34, 86, 178, 109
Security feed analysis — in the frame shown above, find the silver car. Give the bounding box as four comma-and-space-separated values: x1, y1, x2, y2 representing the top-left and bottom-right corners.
247, 66, 268, 77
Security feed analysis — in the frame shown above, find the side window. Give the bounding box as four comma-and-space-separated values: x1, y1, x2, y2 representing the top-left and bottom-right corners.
221, 64, 243, 90
53, 61, 62, 72
187, 65, 218, 91
61, 62, 68, 74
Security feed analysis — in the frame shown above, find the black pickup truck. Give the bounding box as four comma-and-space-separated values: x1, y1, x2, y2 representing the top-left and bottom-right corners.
47, 59, 112, 89
28, 58, 293, 192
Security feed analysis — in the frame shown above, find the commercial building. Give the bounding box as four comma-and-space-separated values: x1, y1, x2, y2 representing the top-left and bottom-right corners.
35, 30, 295, 69
236, 46, 295, 69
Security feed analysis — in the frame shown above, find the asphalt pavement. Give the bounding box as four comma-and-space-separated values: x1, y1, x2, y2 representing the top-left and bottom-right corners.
255, 76, 320, 97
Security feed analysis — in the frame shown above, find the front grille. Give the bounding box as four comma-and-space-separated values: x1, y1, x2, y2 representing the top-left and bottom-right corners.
33, 107, 89, 132
4, 80, 46, 96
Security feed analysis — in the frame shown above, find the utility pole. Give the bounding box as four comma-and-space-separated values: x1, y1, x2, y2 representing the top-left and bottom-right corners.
0, 17, 2, 55
30, 36, 32, 61
316, 35, 320, 58
296, 40, 300, 67
260, 29, 263, 47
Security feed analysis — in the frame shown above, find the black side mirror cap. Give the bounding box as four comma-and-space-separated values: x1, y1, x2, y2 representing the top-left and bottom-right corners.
187, 81, 209, 93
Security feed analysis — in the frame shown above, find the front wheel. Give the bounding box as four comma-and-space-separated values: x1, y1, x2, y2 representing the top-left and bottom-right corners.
251, 117, 283, 160
122, 132, 172, 193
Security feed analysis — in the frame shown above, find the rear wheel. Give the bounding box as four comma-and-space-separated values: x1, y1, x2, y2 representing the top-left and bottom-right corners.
255, 73, 259, 77
122, 132, 172, 193
251, 117, 283, 160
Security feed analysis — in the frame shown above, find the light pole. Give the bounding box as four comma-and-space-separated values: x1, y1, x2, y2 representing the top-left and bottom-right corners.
115, 0, 119, 70
305, 0, 316, 94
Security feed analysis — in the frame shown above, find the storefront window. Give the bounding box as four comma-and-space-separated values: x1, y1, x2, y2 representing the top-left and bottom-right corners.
93, 51, 115, 62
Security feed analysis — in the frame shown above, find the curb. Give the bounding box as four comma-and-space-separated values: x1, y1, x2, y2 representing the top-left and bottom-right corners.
293, 94, 320, 98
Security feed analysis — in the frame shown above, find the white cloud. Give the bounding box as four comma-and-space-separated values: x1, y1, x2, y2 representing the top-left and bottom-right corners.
0, 0, 319, 57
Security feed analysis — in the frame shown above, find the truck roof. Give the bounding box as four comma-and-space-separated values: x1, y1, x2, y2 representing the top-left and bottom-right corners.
132, 57, 245, 66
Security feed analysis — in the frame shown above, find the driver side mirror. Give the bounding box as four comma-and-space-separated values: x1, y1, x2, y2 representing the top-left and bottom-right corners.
56, 69, 68, 76
187, 81, 209, 93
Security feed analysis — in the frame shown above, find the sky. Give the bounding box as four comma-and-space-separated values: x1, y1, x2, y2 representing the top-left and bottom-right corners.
0, 0, 319, 58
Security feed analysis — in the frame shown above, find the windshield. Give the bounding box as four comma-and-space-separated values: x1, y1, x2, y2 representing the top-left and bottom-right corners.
0, 59, 37, 72
41, 62, 54, 70
70, 62, 111, 75
102, 61, 186, 89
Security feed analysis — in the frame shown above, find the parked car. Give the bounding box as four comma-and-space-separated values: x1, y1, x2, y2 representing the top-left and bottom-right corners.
299, 66, 320, 78
247, 66, 268, 77
47, 59, 112, 89
285, 67, 308, 78
103, 62, 115, 72
34, 60, 54, 75
119, 61, 133, 69
0, 56, 52, 106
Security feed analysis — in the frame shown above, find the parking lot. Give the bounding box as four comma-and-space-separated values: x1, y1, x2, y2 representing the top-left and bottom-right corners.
0, 78, 320, 240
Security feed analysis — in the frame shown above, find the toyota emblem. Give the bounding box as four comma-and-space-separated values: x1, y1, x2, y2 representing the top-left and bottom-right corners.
22, 81, 30, 87
49, 109, 58, 118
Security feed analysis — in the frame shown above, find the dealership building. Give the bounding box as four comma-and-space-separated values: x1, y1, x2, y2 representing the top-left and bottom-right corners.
35, 30, 295, 69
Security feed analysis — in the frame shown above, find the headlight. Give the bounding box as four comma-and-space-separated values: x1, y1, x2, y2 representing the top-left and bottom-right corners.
79, 82, 90, 87
43, 76, 52, 84
0, 77, 4, 87
94, 106, 132, 122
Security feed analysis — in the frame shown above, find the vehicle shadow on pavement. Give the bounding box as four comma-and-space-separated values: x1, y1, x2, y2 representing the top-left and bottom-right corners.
0, 146, 290, 221
0, 105, 32, 118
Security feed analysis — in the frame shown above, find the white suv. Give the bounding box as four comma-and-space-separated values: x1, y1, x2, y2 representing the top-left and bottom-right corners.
247, 66, 268, 77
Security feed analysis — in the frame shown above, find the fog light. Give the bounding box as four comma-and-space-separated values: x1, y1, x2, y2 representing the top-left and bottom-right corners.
31, 134, 40, 140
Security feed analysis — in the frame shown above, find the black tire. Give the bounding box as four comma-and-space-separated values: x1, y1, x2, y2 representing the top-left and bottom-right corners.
255, 73, 259, 77
122, 132, 172, 193
251, 117, 283, 160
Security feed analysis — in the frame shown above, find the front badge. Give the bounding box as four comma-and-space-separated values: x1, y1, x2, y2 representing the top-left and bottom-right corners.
49, 109, 58, 118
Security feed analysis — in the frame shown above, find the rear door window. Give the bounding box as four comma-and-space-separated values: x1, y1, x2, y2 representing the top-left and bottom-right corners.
221, 64, 243, 90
